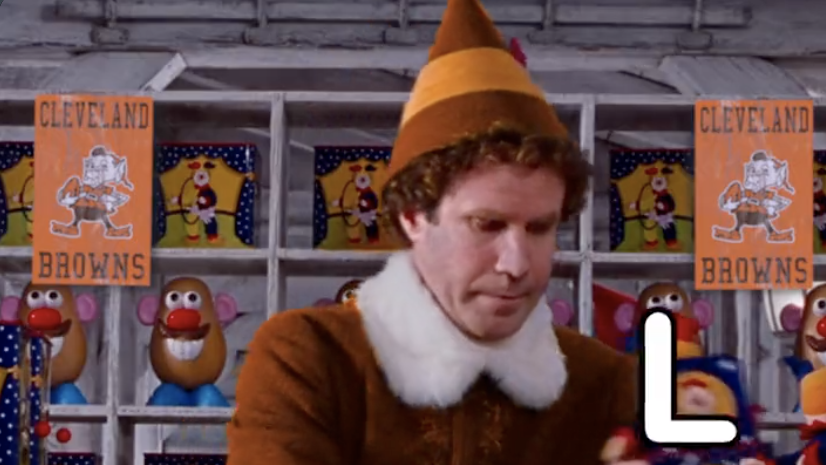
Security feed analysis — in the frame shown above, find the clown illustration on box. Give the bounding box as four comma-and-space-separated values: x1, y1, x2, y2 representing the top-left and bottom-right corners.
137, 277, 238, 407
0, 283, 99, 405
170, 161, 220, 244
601, 312, 771, 465
155, 143, 257, 248
313, 146, 396, 250
610, 150, 694, 252
0, 142, 35, 245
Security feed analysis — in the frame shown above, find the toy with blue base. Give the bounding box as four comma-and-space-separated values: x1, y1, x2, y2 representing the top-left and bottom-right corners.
0, 283, 99, 405
601, 309, 771, 465
137, 277, 238, 407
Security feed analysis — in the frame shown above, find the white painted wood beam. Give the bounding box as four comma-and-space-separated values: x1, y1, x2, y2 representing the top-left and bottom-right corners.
177, 71, 393, 147
183, 47, 662, 73
658, 56, 808, 97
56, 2, 749, 27
38, 52, 187, 92
773, 58, 826, 98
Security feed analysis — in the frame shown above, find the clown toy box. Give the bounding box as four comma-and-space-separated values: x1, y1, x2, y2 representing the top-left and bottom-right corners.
0, 322, 47, 465
313, 146, 396, 250
144, 453, 226, 465
609, 149, 694, 253
154, 143, 257, 248
0, 142, 34, 245
814, 151, 826, 253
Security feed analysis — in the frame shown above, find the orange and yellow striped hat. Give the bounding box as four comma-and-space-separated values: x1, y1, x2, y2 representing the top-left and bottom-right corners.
388, 0, 567, 177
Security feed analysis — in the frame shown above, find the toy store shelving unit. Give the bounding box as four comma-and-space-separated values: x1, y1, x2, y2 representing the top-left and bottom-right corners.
0, 90, 819, 464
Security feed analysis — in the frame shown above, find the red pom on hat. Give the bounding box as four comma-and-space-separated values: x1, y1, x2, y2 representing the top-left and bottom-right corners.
509, 38, 527, 67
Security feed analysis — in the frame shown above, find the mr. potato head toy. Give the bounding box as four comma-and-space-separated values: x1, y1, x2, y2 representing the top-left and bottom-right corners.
0, 283, 99, 405
777, 284, 826, 387
137, 277, 238, 407
602, 312, 768, 465
596, 282, 714, 353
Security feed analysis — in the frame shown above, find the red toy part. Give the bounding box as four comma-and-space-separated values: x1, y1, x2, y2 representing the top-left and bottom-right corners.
56, 427, 72, 443
34, 420, 51, 438
593, 284, 637, 350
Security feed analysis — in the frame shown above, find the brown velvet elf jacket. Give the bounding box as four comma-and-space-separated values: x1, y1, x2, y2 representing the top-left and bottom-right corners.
227, 253, 637, 465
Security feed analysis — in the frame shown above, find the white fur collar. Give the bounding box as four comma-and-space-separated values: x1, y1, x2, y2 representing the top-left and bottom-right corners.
356, 252, 568, 409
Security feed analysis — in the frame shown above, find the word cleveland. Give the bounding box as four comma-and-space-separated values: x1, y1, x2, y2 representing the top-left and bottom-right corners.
698, 105, 810, 134
38, 100, 151, 129
37, 252, 147, 282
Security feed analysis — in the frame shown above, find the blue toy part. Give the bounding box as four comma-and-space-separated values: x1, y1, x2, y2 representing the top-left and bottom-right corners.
783, 356, 814, 412
51, 382, 88, 405
148, 383, 191, 406
624, 329, 639, 353
675, 355, 756, 436
147, 383, 230, 407
192, 384, 230, 407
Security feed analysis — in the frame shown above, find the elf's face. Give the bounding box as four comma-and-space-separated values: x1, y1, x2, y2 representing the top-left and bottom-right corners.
400, 163, 564, 341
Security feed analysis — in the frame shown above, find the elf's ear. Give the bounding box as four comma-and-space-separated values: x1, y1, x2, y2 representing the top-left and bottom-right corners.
397, 210, 429, 244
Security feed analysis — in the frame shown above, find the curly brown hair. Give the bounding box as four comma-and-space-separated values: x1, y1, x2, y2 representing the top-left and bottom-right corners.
382, 125, 592, 245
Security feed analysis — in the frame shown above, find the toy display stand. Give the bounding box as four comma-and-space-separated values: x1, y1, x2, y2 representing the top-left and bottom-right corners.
0, 88, 817, 464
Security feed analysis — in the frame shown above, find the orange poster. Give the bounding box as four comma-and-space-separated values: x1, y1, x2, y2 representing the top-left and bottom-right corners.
32, 94, 154, 286
695, 99, 813, 290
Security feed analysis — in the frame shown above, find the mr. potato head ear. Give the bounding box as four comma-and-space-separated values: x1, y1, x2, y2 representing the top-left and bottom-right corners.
614, 303, 636, 333
548, 298, 573, 326
779, 303, 804, 332
691, 298, 715, 328
75, 293, 99, 322
213, 293, 239, 325
136, 295, 160, 326
0, 296, 20, 322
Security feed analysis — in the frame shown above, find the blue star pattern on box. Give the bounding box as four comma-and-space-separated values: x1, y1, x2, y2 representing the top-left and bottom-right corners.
47, 453, 98, 465
156, 143, 257, 246
312, 146, 391, 248
144, 453, 226, 465
608, 149, 694, 250
0, 324, 44, 465
0, 142, 34, 241
816, 151, 826, 167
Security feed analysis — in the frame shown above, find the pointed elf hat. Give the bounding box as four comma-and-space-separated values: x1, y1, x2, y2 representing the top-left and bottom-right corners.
801, 367, 826, 415
388, 0, 567, 177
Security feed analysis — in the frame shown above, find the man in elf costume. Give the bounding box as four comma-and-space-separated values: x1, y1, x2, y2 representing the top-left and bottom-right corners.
228, 0, 638, 463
